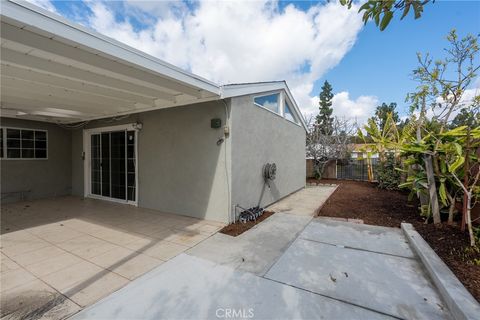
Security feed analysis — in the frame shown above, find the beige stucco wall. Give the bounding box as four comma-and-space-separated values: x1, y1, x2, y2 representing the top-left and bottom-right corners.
230, 94, 306, 219
2, 94, 306, 223
0, 117, 72, 202
70, 100, 232, 223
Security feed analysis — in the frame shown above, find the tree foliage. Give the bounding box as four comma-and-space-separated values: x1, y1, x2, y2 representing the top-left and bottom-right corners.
340, 0, 433, 31
377, 153, 403, 190
357, 30, 479, 246
316, 81, 334, 135
450, 107, 480, 129
307, 115, 355, 179
369, 102, 400, 132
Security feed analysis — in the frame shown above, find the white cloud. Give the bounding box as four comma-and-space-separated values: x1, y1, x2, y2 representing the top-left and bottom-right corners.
427, 77, 480, 120
26, 0, 365, 116
331, 91, 379, 124
305, 91, 378, 125
26, 0, 57, 13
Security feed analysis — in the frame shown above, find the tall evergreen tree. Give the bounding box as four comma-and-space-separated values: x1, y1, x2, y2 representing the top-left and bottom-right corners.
370, 102, 399, 132
316, 80, 334, 134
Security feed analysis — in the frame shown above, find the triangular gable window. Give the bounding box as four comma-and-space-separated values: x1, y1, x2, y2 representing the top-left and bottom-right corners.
284, 101, 298, 123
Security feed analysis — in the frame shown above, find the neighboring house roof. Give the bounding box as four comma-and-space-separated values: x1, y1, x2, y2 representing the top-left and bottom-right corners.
0, 0, 306, 130
350, 143, 376, 152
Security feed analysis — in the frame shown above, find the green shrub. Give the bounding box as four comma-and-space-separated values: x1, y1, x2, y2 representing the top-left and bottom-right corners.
376, 153, 402, 190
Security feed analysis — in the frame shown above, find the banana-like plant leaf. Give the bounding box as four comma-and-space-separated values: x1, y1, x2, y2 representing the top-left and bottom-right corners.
448, 156, 465, 173
439, 182, 448, 206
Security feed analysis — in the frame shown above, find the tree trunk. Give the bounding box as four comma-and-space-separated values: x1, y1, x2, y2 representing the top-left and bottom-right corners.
415, 122, 437, 219
446, 192, 455, 225
425, 154, 441, 224
461, 129, 471, 232
466, 193, 475, 246
314, 160, 328, 180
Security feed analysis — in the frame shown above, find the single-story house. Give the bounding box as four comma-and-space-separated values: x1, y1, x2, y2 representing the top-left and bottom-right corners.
0, 0, 306, 223
350, 144, 379, 160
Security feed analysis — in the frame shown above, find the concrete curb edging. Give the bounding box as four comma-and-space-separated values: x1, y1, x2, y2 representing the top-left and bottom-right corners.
314, 184, 340, 215
401, 223, 480, 320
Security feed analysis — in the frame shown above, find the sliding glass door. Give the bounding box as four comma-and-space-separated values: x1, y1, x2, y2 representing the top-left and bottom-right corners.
90, 130, 136, 202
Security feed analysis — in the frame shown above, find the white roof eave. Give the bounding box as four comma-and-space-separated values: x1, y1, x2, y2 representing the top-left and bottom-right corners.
2, 0, 221, 96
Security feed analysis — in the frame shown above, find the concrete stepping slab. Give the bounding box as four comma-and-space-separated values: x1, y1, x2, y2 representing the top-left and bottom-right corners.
264, 238, 451, 319
72, 254, 393, 320
306, 218, 415, 258
187, 213, 311, 276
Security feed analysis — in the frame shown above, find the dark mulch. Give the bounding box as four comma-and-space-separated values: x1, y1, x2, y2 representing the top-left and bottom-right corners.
315, 178, 480, 302
220, 211, 275, 237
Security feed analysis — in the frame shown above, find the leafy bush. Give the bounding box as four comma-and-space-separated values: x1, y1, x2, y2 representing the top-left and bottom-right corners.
376, 153, 402, 190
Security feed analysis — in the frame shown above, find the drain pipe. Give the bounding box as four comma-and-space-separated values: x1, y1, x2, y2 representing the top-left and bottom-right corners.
219, 99, 232, 224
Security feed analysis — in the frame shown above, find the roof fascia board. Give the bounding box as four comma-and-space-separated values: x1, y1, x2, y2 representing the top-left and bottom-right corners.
221, 82, 285, 98
282, 82, 308, 130
2, 0, 221, 95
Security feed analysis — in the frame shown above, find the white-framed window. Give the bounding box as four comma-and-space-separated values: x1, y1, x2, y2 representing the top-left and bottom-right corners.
254, 93, 280, 114
284, 101, 299, 124
1, 127, 48, 159
253, 91, 301, 125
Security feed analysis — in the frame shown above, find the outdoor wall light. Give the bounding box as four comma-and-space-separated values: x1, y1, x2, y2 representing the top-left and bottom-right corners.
133, 122, 143, 130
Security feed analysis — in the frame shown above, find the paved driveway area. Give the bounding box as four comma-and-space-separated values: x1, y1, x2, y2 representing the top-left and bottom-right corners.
0, 196, 223, 319
73, 216, 452, 319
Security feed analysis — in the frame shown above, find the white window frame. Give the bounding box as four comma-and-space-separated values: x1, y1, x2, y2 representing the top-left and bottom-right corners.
283, 97, 300, 125
83, 123, 139, 206
0, 127, 48, 160
253, 91, 282, 116
252, 91, 302, 127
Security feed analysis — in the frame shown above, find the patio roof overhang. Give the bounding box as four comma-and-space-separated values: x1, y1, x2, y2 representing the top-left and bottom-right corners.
0, 0, 221, 124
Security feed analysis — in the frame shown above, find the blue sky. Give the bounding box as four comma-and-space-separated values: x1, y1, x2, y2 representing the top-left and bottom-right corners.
31, 0, 480, 123
317, 0, 480, 118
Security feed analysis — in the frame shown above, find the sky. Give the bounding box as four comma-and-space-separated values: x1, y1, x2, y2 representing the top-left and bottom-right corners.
27, 0, 480, 124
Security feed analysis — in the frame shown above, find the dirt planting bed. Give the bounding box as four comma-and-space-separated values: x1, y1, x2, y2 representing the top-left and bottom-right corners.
220, 211, 275, 237
315, 178, 480, 302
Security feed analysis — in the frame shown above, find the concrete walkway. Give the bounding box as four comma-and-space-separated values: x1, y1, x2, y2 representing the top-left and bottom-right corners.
265, 219, 450, 319
267, 185, 337, 216
73, 216, 452, 319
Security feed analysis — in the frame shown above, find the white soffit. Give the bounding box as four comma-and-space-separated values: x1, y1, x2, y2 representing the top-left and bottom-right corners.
0, 0, 221, 123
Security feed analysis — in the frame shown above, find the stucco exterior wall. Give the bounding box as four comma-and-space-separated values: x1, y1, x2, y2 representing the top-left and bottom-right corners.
230, 94, 306, 217
71, 101, 231, 222
1, 118, 72, 202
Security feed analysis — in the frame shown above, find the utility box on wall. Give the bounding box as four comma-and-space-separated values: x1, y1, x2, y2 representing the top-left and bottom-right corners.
211, 118, 222, 129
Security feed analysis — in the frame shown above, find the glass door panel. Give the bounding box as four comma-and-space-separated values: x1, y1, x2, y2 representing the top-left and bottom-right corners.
90, 130, 136, 202
91, 134, 101, 195
110, 131, 126, 200
127, 130, 136, 201
101, 133, 111, 197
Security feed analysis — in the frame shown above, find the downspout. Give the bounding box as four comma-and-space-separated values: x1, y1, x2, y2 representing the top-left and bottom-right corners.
219, 98, 232, 224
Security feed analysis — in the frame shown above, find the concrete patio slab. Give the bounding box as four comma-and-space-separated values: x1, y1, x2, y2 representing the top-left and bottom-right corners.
265, 220, 451, 319
0, 196, 223, 319
266, 185, 337, 216
73, 254, 394, 320
1, 279, 82, 320
187, 213, 312, 275
305, 218, 415, 258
